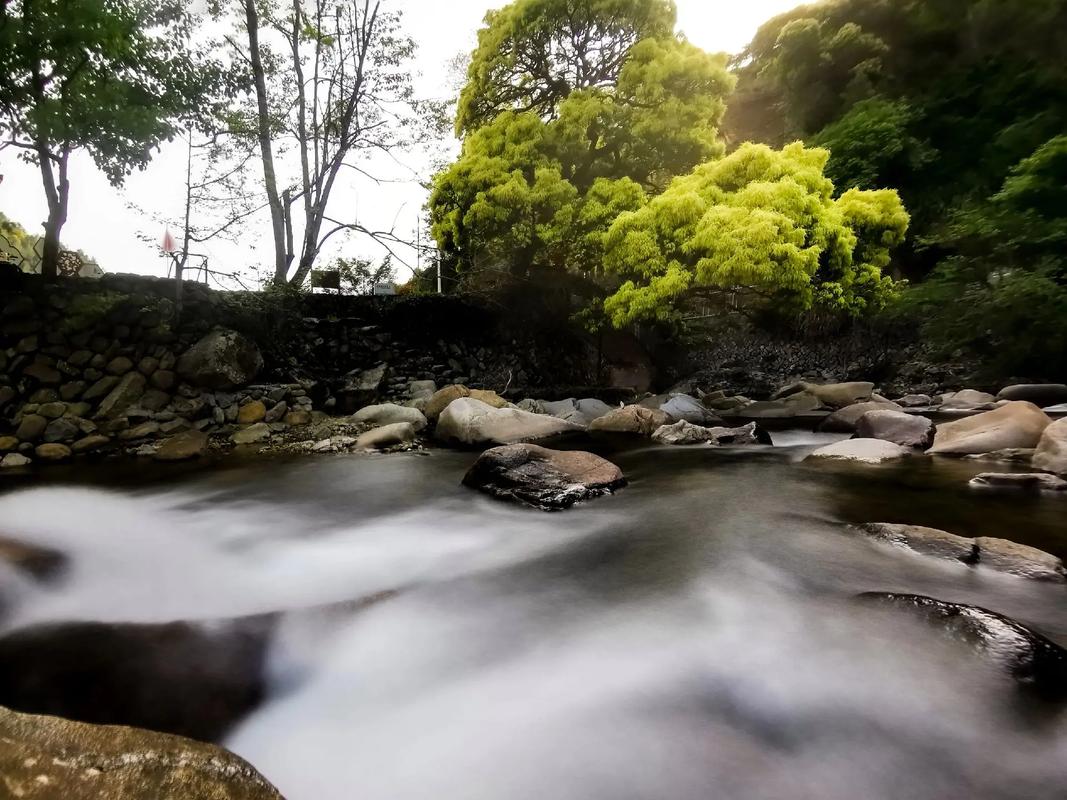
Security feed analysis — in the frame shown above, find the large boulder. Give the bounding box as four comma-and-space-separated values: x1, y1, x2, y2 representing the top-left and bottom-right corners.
462, 443, 625, 511
436, 398, 582, 447
928, 401, 1051, 455
661, 394, 722, 425
352, 403, 428, 431
424, 384, 470, 421
854, 409, 935, 448
996, 384, 1067, 407
339, 363, 388, 408
0, 706, 284, 800
1033, 418, 1067, 475
176, 329, 263, 390
939, 389, 996, 410
818, 400, 902, 433
651, 420, 770, 446
775, 381, 874, 409
807, 439, 910, 464
589, 404, 669, 435
355, 422, 416, 450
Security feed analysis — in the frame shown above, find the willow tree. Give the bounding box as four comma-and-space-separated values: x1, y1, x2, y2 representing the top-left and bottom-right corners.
601, 142, 909, 326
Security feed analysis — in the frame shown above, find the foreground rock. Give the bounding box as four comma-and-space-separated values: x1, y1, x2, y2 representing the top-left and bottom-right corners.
969, 472, 1067, 492
176, 328, 263, 390
0, 705, 284, 799
855, 523, 1065, 582
660, 394, 722, 425
996, 384, 1067, 407
854, 409, 935, 448
462, 443, 625, 511
861, 593, 1067, 699
436, 398, 582, 446
939, 389, 996, 410
351, 403, 428, 431
652, 420, 769, 446
355, 422, 416, 450
1032, 418, 1067, 476
774, 381, 874, 409
818, 400, 902, 433
807, 439, 910, 464
928, 401, 1050, 455
589, 404, 669, 435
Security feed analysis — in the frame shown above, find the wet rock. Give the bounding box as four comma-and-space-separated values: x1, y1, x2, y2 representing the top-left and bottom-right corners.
807, 439, 910, 464
652, 420, 770, 446
661, 393, 723, 426
355, 422, 417, 450
854, 409, 934, 448
436, 398, 582, 447
232, 423, 271, 445
463, 443, 625, 511
14, 414, 47, 443
854, 522, 977, 563
176, 329, 263, 390
962, 448, 1036, 464
352, 403, 428, 431
818, 401, 902, 433
861, 593, 1067, 699
237, 399, 267, 424
424, 384, 470, 421
775, 381, 873, 409
975, 537, 1067, 582
996, 384, 1067, 407
0, 453, 31, 468
928, 402, 1050, 455
0, 537, 65, 580
154, 430, 209, 461
34, 443, 72, 462
71, 434, 111, 454
1033, 418, 1067, 476
969, 472, 1067, 492
589, 404, 669, 435
95, 372, 147, 420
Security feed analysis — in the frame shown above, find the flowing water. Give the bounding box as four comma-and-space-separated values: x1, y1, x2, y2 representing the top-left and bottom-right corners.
1, 432, 1066, 799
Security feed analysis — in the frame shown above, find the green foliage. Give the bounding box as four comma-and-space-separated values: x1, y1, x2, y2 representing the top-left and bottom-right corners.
0, 212, 96, 273
59, 291, 131, 334
331, 255, 398, 295
600, 142, 908, 326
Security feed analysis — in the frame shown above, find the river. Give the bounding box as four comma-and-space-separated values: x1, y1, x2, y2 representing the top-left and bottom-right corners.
1, 430, 1066, 799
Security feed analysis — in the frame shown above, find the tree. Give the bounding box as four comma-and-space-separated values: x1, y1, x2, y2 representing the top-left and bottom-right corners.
0, 0, 218, 279
430, 0, 734, 288
228, 0, 423, 286
0, 211, 98, 274
600, 142, 909, 326
332, 254, 396, 294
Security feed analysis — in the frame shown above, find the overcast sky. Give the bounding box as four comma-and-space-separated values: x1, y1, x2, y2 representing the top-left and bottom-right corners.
0, 0, 799, 286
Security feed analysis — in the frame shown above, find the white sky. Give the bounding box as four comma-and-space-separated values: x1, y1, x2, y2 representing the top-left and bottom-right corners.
0, 0, 799, 286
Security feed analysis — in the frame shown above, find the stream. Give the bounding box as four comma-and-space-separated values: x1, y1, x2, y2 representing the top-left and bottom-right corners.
1, 430, 1066, 799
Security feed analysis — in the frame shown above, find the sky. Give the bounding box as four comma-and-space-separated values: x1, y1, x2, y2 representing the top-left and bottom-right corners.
0, 0, 800, 287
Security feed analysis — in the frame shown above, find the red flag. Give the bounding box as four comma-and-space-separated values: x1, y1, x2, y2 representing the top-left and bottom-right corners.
161, 228, 177, 254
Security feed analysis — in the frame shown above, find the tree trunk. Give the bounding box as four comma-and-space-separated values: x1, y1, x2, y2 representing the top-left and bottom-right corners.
36, 143, 69, 281
244, 0, 289, 285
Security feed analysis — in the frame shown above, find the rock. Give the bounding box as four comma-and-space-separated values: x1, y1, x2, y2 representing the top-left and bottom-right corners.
105, 356, 134, 375
462, 443, 626, 511
14, 414, 47, 442
352, 403, 428, 431
1, 453, 31, 468
962, 448, 1035, 464
855, 523, 976, 562
284, 410, 312, 427
355, 422, 417, 450
775, 381, 874, 409
154, 430, 210, 461
408, 379, 437, 399
940, 389, 996, 410
0, 435, 19, 452
894, 393, 934, 408
974, 537, 1067, 582
818, 401, 903, 433
232, 423, 271, 445
969, 472, 1067, 492
160, 419, 191, 435
34, 443, 72, 462
652, 420, 770, 446
82, 375, 120, 401
468, 388, 508, 408
22, 362, 61, 385
177, 329, 263, 390
1033, 418, 1067, 475
733, 392, 822, 418
807, 439, 910, 464
517, 399, 546, 414
95, 372, 147, 420
311, 436, 355, 452
928, 401, 1051, 455
0, 706, 283, 799
150, 369, 176, 391
137, 356, 160, 375
1045, 403, 1067, 414
341, 363, 388, 407
861, 593, 1067, 698
541, 398, 613, 426
237, 399, 267, 424
119, 421, 161, 441
36, 401, 67, 419
59, 380, 86, 401
170, 395, 205, 418
661, 394, 723, 425
589, 404, 669, 435
43, 417, 81, 444
996, 384, 1067, 407
854, 409, 935, 448
264, 400, 288, 423
436, 398, 583, 446
424, 384, 470, 421
139, 388, 171, 411
71, 434, 111, 454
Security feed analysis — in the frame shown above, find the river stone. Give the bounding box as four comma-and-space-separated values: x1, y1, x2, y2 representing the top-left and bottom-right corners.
95, 372, 147, 420
14, 414, 47, 442
969, 472, 1067, 492
1, 453, 31, 468
176, 329, 263, 390
1033, 418, 1067, 475
589, 404, 669, 435
22, 362, 61, 385
355, 422, 416, 450
996, 384, 1067, 407
237, 399, 267, 424
264, 400, 288, 423
517, 398, 546, 414
861, 593, 1067, 698
43, 417, 81, 444
895, 394, 935, 408
140, 388, 171, 412
469, 388, 509, 408
37, 401, 67, 419
436, 398, 582, 446
284, 409, 312, 427
856, 523, 975, 562
928, 401, 1051, 455
71, 434, 111, 454
974, 537, 1067, 582
154, 430, 209, 461
819, 401, 903, 433
807, 439, 910, 464
962, 448, 1035, 464
854, 409, 935, 448
463, 443, 625, 511
232, 423, 271, 445
408, 379, 437, 399
0, 435, 19, 452
661, 393, 723, 425
940, 389, 996, 410
424, 384, 471, 421
775, 381, 874, 409
82, 375, 119, 401
652, 420, 770, 446
106, 356, 134, 376
736, 392, 822, 418
352, 403, 428, 431
34, 443, 72, 462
